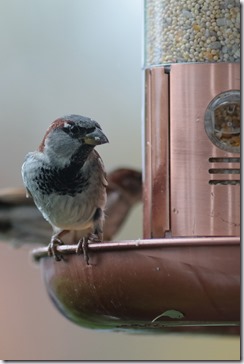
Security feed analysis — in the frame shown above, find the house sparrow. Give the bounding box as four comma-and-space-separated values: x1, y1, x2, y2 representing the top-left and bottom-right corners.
0, 169, 142, 248
21, 115, 109, 263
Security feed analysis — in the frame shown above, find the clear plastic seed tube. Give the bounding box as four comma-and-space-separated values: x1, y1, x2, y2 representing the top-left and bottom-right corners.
145, 0, 240, 66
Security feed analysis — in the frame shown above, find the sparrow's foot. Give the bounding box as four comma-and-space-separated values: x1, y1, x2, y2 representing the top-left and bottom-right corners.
76, 233, 102, 265
76, 237, 90, 265
88, 233, 102, 243
48, 237, 64, 261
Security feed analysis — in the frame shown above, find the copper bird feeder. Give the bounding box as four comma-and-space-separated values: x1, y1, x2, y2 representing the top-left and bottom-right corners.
32, 0, 240, 333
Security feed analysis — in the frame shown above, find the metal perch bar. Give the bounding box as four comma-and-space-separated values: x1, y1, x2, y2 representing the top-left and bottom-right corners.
32, 236, 240, 261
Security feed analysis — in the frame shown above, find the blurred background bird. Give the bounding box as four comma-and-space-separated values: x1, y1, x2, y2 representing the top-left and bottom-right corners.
0, 168, 142, 248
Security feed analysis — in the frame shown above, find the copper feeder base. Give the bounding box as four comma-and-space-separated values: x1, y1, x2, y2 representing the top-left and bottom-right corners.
32, 237, 240, 333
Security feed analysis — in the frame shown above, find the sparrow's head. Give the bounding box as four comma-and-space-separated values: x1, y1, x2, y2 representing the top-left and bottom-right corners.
39, 115, 109, 167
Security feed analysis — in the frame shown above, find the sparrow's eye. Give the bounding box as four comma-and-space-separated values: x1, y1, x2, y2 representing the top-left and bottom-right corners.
63, 123, 95, 137
63, 123, 80, 136
86, 127, 95, 134
70, 124, 80, 135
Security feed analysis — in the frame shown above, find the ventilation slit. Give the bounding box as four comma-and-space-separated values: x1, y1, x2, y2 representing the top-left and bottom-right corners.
208, 157, 240, 185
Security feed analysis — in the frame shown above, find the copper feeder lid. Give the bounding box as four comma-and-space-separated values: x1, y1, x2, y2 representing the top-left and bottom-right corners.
32, 237, 240, 333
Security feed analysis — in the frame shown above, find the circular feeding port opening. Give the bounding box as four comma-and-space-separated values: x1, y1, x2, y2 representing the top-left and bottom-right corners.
204, 90, 240, 153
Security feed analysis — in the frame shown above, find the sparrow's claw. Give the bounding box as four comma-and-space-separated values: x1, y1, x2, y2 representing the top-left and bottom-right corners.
76, 237, 90, 265
88, 233, 102, 243
48, 237, 64, 261
76, 233, 102, 265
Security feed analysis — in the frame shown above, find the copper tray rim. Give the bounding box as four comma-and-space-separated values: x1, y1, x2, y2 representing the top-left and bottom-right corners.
32, 236, 240, 261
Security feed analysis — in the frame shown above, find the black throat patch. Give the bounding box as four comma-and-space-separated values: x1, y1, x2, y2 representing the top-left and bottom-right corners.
33, 145, 93, 197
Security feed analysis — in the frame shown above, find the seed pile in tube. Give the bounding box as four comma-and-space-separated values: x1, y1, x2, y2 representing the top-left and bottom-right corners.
145, 0, 240, 66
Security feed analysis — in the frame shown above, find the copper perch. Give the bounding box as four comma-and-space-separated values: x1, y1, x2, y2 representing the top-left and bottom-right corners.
32, 237, 240, 333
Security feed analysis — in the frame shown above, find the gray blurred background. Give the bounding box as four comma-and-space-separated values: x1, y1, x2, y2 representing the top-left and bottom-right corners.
0, 0, 239, 360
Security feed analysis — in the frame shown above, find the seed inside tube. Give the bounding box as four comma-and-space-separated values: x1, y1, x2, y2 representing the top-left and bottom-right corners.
145, 0, 240, 66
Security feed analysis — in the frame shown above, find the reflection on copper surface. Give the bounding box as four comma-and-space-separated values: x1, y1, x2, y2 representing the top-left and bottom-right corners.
34, 238, 240, 330
170, 63, 240, 237
144, 67, 170, 238
144, 63, 240, 238
143, 69, 152, 238
150, 68, 170, 237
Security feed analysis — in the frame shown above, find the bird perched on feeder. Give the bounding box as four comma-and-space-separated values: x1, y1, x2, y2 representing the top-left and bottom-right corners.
0, 169, 142, 248
21, 114, 109, 263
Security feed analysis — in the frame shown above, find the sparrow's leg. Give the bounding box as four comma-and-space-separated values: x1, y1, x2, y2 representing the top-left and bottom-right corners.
93, 207, 104, 242
76, 231, 102, 265
76, 208, 104, 264
48, 230, 67, 261
76, 236, 90, 265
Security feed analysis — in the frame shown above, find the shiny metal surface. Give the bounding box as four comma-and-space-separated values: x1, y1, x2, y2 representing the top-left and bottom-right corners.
143, 69, 152, 238
144, 67, 170, 238
144, 63, 240, 238
37, 238, 240, 332
170, 63, 240, 236
32, 236, 240, 261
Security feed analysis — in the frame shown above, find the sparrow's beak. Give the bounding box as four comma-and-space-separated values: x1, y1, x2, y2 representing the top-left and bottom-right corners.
83, 128, 109, 146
